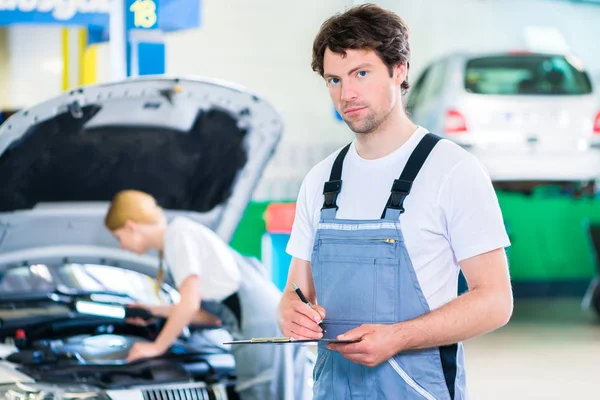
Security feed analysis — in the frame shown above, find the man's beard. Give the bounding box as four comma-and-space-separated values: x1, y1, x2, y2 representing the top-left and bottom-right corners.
344, 109, 386, 135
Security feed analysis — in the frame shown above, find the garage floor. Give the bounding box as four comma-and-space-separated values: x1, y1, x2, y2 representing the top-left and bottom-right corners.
465, 299, 600, 399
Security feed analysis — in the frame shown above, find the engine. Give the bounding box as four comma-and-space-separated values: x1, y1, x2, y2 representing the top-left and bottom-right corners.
5, 332, 237, 391
52, 333, 150, 363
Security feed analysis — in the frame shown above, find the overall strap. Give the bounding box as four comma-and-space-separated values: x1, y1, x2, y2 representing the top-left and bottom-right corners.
320, 143, 351, 220
382, 133, 441, 220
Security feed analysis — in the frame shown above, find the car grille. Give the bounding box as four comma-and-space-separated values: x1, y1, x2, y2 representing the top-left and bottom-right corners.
140, 382, 229, 400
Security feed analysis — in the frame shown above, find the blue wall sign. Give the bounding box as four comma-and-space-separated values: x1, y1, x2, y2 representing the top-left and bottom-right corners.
0, 0, 200, 35
128, 0, 158, 29
124, 0, 165, 77
0, 0, 109, 26
334, 106, 343, 122
0, 0, 198, 80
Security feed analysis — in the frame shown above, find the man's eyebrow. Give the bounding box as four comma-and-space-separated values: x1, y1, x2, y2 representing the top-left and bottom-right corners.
347, 63, 372, 75
324, 63, 373, 79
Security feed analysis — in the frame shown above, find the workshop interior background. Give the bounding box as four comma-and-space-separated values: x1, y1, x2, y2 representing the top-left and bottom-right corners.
2, 0, 600, 398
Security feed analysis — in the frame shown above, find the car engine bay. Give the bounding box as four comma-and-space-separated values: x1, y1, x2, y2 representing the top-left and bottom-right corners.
5, 326, 235, 388
0, 297, 237, 395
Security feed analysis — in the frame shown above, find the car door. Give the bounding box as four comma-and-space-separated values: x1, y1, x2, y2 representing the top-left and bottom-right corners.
408, 60, 449, 132
407, 65, 431, 123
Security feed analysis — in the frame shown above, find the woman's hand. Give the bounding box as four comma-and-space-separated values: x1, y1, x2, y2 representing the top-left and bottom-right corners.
126, 341, 166, 363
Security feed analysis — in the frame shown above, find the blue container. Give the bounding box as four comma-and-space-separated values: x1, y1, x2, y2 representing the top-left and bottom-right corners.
262, 233, 292, 291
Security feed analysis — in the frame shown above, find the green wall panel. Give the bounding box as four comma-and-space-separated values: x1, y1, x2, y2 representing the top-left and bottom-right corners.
497, 190, 600, 281
230, 192, 600, 283
229, 201, 270, 259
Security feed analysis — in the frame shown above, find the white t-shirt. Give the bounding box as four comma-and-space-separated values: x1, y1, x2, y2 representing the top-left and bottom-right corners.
163, 216, 241, 301
286, 126, 511, 311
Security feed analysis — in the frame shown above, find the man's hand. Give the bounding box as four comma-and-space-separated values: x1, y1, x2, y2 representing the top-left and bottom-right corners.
279, 291, 326, 339
278, 258, 326, 340
327, 324, 401, 367
126, 341, 166, 363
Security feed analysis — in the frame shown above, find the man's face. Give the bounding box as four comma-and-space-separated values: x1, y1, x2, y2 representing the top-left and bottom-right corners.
323, 48, 406, 134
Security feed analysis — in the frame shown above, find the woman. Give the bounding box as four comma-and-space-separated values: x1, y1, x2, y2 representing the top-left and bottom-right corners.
104, 189, 305, 400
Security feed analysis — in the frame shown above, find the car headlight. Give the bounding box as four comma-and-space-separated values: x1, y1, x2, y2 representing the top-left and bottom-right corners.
0, 382, 110, 400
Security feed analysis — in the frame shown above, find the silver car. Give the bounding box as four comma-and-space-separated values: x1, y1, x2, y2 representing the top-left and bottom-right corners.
407, 51, 600, 184
0, 76, 294, 400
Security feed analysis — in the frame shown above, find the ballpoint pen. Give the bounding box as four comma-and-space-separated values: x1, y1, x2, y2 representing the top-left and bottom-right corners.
292, 282, 326, 333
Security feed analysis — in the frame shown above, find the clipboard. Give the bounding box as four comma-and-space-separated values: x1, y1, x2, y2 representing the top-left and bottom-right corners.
223, 337, 360, 345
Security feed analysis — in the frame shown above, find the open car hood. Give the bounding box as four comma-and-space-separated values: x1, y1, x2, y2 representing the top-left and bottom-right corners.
0, 76, 283, 270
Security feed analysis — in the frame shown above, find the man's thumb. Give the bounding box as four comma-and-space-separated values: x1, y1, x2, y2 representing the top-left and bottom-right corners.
338, 325, 371, 340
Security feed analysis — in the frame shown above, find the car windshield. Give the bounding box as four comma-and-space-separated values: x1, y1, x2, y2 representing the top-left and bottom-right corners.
464, 54, 593, 95
0, 263, 175, 305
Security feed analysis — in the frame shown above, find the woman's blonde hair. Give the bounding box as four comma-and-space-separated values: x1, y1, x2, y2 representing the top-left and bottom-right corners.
104, 189, 166, 231
105, 189, 167, 296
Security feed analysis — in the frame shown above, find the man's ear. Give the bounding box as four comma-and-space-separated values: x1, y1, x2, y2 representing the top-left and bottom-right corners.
394, 63, 407, 86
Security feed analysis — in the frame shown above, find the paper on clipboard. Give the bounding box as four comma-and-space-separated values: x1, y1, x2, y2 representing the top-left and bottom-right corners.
223, 337, 360, 345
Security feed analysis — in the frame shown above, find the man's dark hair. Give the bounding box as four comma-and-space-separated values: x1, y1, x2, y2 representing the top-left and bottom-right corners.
311, 3, 411, 94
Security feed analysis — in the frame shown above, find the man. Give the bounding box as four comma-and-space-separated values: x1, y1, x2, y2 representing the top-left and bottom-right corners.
277, 3, 513, 399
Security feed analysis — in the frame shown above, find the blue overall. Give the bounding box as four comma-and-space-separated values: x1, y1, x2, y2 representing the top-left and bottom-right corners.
311, 133, 467, 399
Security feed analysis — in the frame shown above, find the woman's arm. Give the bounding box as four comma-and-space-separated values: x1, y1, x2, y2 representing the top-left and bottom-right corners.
153, 275, 202, 351
126, 275, 201, 362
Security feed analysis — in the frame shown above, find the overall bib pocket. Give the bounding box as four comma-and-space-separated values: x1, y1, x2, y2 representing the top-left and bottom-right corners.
314, 238, 398, 323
